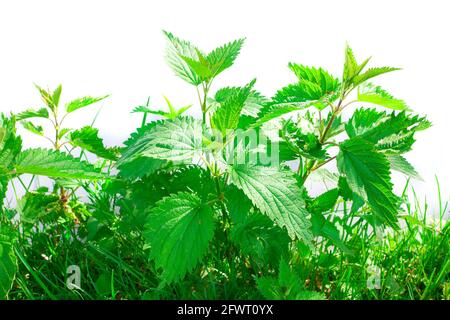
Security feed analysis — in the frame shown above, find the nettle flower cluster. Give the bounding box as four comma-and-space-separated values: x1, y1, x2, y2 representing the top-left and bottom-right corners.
0, 31, 429, 294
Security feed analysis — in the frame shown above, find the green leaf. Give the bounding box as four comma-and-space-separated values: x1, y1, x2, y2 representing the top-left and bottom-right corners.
256, 259, 325, 300
388, 154, 422, 180
70, 126, 117, 160
211, 80, 255, 134
132, 105, 166, 118
252, 104, 311, 128
15, 148, 104, 180
359, 111, 428, 153
352, 67, 400, 87
52, 84, 63, 108
144, 192, 215, 283
214, 86, 269, 118
162, 166, 216, 202
343, 44, 359, 86
204, 38, 245, 77
345, 108, 386, 138
21, 121, 44, 136
311, 212, 351, 253
282, 119, 327, 160
0, 116, 22, 170
341, 44, 399, 89
306, 188, 352, 253
175, 104, 193, 118
229, 164, 313, 242
309, 188, 339, 214
17, 192, 61, 223
133, 97, 192, 120
57, 128, 72, 140
132, 105, 154, 114
163, 96, 178, 118
337, 137, 399, 228
162, 96, 192, 119
117, 122, 167, 180
181, 53, 214, 81
376, 132, 416, 155
346, 109, 429, 154
338, 176, 365, 213
180, 38, 245, 82
119, 117, 203, 163
0, 224, 18, 299
358, 83, 409, 111
0, 174, 8, 206
163, 31, 203, 85
226, 186, 290, 268
118, 157, 165, 181
65, 95, 109, 113
272, 83, 330, 109
34, 84, 59, 112
241, 91, 269, 117
288, 63, 340, 108
16, 108, 49, 121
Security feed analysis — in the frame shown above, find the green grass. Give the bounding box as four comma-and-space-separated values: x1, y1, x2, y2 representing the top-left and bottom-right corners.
4, 179, 448, 300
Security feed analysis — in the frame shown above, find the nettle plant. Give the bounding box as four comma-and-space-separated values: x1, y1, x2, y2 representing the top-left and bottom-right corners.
0, 87, 113, 297
0, 31, 429, 298
116, 32, 429, 286
12, 85, 114, 214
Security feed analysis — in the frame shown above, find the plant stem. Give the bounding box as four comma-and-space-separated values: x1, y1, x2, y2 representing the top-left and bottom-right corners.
50, 107, 69, 210
141, 96, 151, 128
214, 177, 228, 222
314, 156, 336, 170
197, 81, 211, 125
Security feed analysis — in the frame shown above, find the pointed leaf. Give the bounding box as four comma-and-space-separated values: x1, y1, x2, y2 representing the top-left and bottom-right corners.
272, 82, 331, 109
337, 137, 399, 227
205, 38, 245, 77
15, 148, 104, 180
66, 95, 109, 113
117, 122, 167, 179
145, 192, 215, 283
0, 116, 22, 170
358, 83, 409, 111
69, 126, 117, 161
52, 84, 62, 108
16, 108, 49, 121
288, 64, 340, 96
21, 121, 44, 136
229, 164, 313, 242
211, 80, 255, 134
17, 192, 61, 224
119, 117, 203, 163
343, 44, 359, 86
163, 31, 202, 85
34, 84, 57, 111
388, 154, 422, 180
226, 186, 290, 268
252, 102, 313, 128
352, 67, 400, 87
214, 86, 269, 118
345, 108, 386, 138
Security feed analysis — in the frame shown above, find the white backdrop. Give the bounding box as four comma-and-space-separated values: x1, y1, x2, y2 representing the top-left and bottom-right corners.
1, 0, 449, 208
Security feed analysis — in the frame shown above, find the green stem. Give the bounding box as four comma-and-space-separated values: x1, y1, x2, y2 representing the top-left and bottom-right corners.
141, 96, 151, 128
214, 177, 228, 222
198, 81, 210, 126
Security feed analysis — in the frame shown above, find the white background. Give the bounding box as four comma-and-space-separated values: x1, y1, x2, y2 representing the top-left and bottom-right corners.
0, 0, 449, 209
